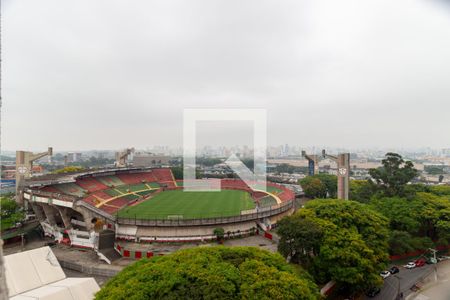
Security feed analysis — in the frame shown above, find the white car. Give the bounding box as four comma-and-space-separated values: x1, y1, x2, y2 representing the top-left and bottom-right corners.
404, 262, 416, 269
380, 271, 391, 279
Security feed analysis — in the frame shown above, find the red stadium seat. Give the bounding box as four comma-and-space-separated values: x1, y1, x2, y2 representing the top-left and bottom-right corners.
76, 177, 108, 192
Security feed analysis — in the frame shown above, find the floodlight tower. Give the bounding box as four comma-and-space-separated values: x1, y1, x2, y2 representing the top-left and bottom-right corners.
115, 147, 135, 167
301, 150, 321, 176
15, 147, 53, 204
322, 149, 350, 200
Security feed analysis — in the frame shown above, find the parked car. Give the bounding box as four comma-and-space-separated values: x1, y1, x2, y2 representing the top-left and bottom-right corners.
365, 287, 381, 298
380, 271, 390, 279
404, 262, 416, 269
415, 258, 426, 267
389, 266, 400, 274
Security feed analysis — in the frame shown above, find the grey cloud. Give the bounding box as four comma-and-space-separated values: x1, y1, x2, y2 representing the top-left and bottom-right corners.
2, 0, 450, 151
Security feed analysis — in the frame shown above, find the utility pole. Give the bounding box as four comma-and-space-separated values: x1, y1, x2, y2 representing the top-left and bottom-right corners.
429, 248, 438, 282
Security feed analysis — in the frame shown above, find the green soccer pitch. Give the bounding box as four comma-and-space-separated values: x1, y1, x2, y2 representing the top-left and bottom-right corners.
117, 189, 256, 220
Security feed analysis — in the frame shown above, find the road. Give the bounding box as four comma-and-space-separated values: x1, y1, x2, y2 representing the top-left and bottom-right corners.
411, 260, 450, 300
366, 264, 436, 300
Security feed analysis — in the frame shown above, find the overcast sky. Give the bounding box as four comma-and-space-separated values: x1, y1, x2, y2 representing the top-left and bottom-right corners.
2, 0, 450, 151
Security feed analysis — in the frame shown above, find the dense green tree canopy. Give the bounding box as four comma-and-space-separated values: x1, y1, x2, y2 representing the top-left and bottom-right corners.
429, 185, 450, 196
96, 247, 320, 300
52, 166, 86, 174
0, 196, 24, 231
349, 180, 374, 203
414, 192, 450, 243
370, 197, 422, 233
368, 191, 450, 254
299, 176, 327, 198
277, 217, 323, 266
314, 174, 337, 198
369, 152, 418, 197
299, 174, 337, 198
277, 199, 389, 292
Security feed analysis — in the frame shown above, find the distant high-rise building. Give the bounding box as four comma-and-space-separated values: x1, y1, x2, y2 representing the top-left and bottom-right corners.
67, 152, 82, 163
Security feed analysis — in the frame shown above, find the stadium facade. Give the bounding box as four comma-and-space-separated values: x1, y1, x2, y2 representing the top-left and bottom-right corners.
21, 168, 295, 260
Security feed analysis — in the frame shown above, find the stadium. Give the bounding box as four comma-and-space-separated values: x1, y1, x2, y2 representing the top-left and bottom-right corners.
21, 168, 295, 258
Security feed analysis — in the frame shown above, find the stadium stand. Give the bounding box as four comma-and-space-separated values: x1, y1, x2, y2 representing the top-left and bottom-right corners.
40, 186, 61, 193
278, 188, 295, 202
35, 169, 295, 217
83, 195, 100, 206
100, 204, 120, 215
75, 177, 108, 192
91, 191, 112, 201
259, 195, 278, 207
251, 191, 268, 200
135, 190, 155, 197
116, 173, 147, 185
152, 169, 175, 187
96, 175, 124, 187
115, 183, 148, 194
55, 183, 86, 197
140, 171, 158, 183
104, 189, 123, 197
107, 198, 129, 208
221, 179, 251, 190
122, 194, 140, 201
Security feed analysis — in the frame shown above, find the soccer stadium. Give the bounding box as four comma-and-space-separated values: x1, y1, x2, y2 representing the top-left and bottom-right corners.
21, 168, 295, 259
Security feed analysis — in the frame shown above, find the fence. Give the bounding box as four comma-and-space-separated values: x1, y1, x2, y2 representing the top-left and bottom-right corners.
116, 199, 294, 227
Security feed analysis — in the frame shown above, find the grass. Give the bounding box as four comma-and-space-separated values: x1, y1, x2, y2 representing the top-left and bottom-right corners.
117, 189, 255, 220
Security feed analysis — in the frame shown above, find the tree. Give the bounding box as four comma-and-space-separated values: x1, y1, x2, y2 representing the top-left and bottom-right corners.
429, 185, 450, 196
170, 166, 183, 180
299, 177, 327, 198
196, 157, 223, 167
370, 192, 450, 252
388, 230, 415, 255
95, 247, 320, 300
369, 153, 418, 197
0, 196, 24, 231
52, 166, 86, 174
213, 227, 225, 243
277, 217, 323, 266
315, 174, 337, 198
299, 175, 337, 198
370, 197, 422, 233
277, 199, 389, 293
349, 179, 375, 203
414, 192, 450, 243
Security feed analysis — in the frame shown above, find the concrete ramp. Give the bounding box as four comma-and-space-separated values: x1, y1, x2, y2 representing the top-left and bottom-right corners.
97, 248, 122, 265
96, 229, 121, 264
